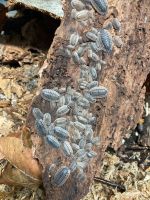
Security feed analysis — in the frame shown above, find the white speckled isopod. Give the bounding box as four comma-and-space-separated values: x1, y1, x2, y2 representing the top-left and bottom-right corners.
75, 149, 86, 158
91, 0, 108, 15
74, 121, 86, 131
69, 32, 79, 47
43, 113, 51, 127
56, 105, 70, 116
69, 160, 77, 172
72, 52, 81, 65
46, 135, 61, 148
79, 138, 86, 149
112, 18, 121, 31
58, 95, 66, 107
113, 36, 123, 48
54, 126, 70, 139
63, 141, 73, 157
52, 166, 70, 187
90, 67, 97, 80
86, 32, 97, 41
84, 92, 96, 103
87, 81, 98, 89
87, 151, 97, 158
72, 143, 80, 151
89, 86, 108, 98
75, 10, 90, 21
35, 119, 48, 136
71, 0, 85, 11
32, 107, 43, 120
77, 115, 88, 124
77, 97, 90, 108
99, 29, 112, 53
41, 89, 60, 101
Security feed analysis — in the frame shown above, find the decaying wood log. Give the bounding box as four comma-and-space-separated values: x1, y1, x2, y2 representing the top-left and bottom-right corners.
26, 0, 150, 199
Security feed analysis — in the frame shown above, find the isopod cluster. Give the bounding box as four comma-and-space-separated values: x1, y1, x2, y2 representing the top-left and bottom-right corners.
32, 0, 122, 187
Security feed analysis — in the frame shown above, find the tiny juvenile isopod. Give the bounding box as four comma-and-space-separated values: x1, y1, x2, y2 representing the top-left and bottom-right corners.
87, 151, 97, 158
52, 166, 70, 187
41, 89, 60, 101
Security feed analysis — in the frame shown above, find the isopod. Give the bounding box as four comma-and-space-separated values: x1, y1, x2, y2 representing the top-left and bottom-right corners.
87, 81, 98, 89
75, 10, 90, 21
72, 143, 80, 151
86, 32, 97, 41
63, 141, 73, 157
43, 113, 51, 127
84, 92, 96, 103
112, 18, 121, 31
54, 117, 67, 125
54, 126, 70, 139
58, 95, 66, 107
72, 52, 81, 65
69, 160, 77, 172
32, 107, 43, 120
91, 0, 108, 15
77, 115, 88, 124
35, 119, 48, 136
69, 32, 79, 47
87, 151, 97, 158
89, 86, 108, 98
77, 161, 88, 169
56, 105, 70, 116
74, 121, 86, 131
77, 97, 90, 108
90, 67, 97, 80
113, 36, 123, 48
46, 135, 61, 148
79, 138, 86, 149
41, 89, 60, 101
71, 0, 85, 11
99, 29, 112, 53
52, 166, 70, 187
75, 149, 86, 158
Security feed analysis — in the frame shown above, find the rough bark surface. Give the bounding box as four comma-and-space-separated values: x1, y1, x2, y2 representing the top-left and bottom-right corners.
26, 0, 150, 200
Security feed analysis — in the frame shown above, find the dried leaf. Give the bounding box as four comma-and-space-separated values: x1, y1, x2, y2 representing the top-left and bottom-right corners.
0, 137, 42, 181
0, 163, 41, 187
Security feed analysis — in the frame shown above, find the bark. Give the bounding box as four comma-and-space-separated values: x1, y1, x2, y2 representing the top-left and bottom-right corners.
26, 0, 150, 199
